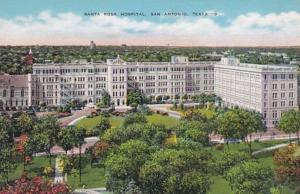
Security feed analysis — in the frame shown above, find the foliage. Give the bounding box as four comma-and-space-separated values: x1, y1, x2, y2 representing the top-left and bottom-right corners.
97, 90, 111, 108
137, 104, 152, 115
225, 161, 274, 194
89, 116, 111, 136
102, 123, 168, 146
215, 150, 250, 174
277, 110, 300, 143
16, 113, 34, 133
273, 144, 300, 182
127, 90, 144, 106
216, 108, 265, 154
175, 120, 210, 146
181, 109, 208, 122
105, 140, 151, 193
123, 113, 148, 127
0, 128, 16, 183
0, 175, 70, 194
58, 126, 78, 153
139, 148, 212, 194
30, 116, 60, 164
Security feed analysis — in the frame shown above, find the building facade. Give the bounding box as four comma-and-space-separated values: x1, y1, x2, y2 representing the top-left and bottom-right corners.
214, 57, 298, 127
32, 56, 215, 107
0, 74, 39, 110
0, 56, 298, 127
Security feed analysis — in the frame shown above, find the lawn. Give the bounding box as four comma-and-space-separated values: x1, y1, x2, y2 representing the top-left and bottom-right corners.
77, 113, 179, 131
208, 140, 295, 194
5, 156, 55, 184
67, 164, 106, 189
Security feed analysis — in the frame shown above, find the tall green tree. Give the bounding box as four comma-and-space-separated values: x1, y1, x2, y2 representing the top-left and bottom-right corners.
91, 116, 111, 136
277, 109, 300, 143
140, 148, 212, 194
216, 110, 241, 148
0, 116, 13, 141
105, 140, 151, 192
17, 113, 34, 134
101, 90, 111, 107
226, 161, 273, 194
32, 116, 60, 165
57, 126, 78, 154
216, 109, 265, 154
0, 128, 16, 183
127, 90, 143, 106
237, 109, 265, 154
74, 126, 86, 183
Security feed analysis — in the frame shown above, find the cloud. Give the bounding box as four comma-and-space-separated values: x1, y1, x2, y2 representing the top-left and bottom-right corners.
0, 10, 300, 46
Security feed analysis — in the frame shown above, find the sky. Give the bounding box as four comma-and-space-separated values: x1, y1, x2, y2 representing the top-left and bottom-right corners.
0, 0, 300, 46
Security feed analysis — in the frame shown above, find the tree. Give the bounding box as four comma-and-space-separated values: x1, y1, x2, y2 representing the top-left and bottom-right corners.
181, 109, 207, 122
101, 90, 111, 107
175, 121, 210, 146
236, 109, 265, 154
123, 113, 147, 127
57, 126, 78, 154
74, 126, 86, 184
216, 110, 241, 148
226, 161, 273, 194
90, 116, 111, 136
32, 116, 60, 165
0, 116, 13, 141
216, 108, 265, 154
273, 144, 300, 182
16, 134, 33, 172
277, 110, 300, 143
16, 112, 34, 133
139, 148, 212, 194
105, 140, 151, 193
0, 128, 16, 183
215, 150, 250, 175
127, 90, 143, 106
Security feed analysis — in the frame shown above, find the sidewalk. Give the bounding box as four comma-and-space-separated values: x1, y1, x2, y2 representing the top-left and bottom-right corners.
54, 157, 64, 183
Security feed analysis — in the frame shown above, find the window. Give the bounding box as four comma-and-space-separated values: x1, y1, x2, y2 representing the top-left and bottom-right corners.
21, 89, 24, 97
10, 89, 14, 97
272, 74, 278, 80
272, 84, 277, 90
272, 93, 277, 99
3, 90, 6, 97
289, 83, 293, 89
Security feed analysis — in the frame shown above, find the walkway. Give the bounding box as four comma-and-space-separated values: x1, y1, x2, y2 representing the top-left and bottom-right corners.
54, 157, 64, 183
252, 141, 296, 155
74, 188, 109, 194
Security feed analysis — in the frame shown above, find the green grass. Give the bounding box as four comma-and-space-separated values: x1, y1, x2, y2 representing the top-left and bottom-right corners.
77, 114, 179, 131
208, 141, 294, 194
145, 114, 179, 128
6, 156, 55, 183
67, 164, 106, 189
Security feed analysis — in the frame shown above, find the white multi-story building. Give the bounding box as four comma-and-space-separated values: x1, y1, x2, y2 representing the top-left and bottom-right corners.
32, 56, 215, 107
214, 57, 298, 127
1, 55, 298, 128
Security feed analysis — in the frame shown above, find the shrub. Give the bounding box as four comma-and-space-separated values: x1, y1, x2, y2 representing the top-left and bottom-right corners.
214, 143, 224, 151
